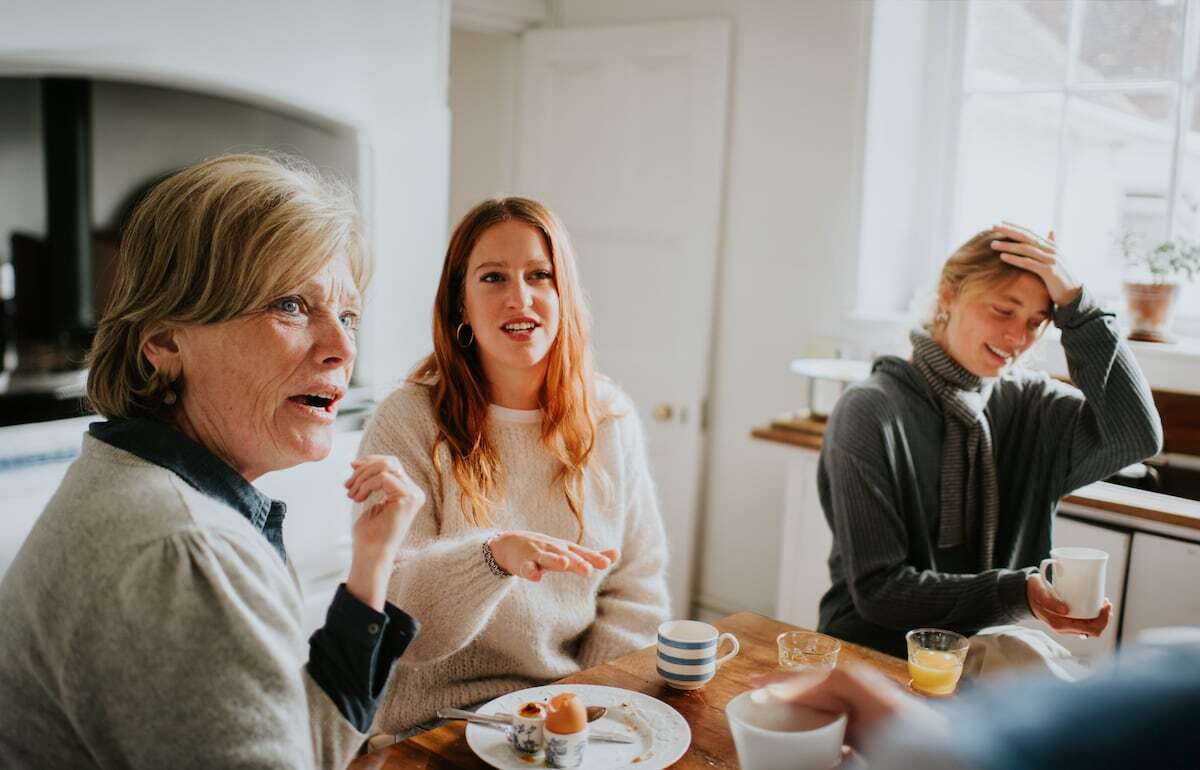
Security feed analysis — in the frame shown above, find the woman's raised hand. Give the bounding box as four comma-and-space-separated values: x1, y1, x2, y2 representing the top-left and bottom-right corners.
488, 530, 619, 582
343, 454, 427, 610
1027, 573, 1113, 638
990, 221, 1082, 307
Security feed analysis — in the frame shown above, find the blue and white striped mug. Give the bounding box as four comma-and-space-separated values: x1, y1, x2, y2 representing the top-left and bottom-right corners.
656, 620, 740, 690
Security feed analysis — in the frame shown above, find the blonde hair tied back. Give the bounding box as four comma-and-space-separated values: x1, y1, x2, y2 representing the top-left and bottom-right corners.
925, 228, 1029, 332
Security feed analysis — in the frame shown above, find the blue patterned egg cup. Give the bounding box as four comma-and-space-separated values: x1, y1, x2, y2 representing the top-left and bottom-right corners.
508, 721, 541, 756
657, 619, 740, 690
507, 702, 546, 757
544, 726, 587, 768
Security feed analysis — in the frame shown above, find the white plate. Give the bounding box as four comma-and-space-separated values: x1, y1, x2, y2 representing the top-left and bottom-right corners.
464, 684, 691, 770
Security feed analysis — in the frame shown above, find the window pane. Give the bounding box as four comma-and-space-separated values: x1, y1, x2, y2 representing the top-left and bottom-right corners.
1059, 90, 1176, 303
1077, 0, 1184, 84
1171, 89, 1200, 316
952, 93, 1061, 250
966, 1, 1069, 87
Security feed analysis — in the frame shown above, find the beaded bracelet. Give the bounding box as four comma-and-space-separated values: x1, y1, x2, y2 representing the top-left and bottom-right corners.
482, 537, 512, 578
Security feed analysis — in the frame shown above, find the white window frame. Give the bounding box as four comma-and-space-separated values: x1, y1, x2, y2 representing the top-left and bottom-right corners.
957, 0, 1200, 304
850, 0, 1200, 391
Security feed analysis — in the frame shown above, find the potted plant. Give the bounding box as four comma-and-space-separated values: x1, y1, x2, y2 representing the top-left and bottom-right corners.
1119, 233, 1200, 343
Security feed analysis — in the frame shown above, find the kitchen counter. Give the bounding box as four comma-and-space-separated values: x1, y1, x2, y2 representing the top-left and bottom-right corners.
752, 421, 1200, 534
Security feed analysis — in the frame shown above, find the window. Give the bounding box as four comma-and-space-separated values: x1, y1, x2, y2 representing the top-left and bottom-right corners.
858, 0, 1200, 334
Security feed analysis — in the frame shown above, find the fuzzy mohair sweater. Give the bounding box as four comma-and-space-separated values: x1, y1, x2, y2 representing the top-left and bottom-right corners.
360, 380, 670, 731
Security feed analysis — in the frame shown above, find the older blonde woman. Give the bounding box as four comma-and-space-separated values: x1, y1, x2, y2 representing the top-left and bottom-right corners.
0, 154, 425, 768
359, 198, 670, 733
818, 223, 1162, 659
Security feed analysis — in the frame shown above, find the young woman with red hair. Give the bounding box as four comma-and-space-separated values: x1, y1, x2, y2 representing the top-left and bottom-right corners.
355, 198, 669, 734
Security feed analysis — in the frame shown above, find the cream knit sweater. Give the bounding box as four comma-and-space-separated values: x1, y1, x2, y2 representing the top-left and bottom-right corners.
360, 380, 670, 732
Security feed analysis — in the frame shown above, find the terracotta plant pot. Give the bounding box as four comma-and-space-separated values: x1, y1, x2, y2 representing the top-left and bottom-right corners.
1123, 282, 1180, 343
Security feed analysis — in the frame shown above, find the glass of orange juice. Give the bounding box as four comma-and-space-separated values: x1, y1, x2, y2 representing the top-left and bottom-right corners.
905, 628, 968, 696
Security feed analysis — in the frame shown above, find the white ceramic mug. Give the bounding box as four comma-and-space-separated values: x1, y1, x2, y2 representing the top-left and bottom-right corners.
1039, 546, 1108, 619
725, 691, 847, 770
656, 620, 740, 690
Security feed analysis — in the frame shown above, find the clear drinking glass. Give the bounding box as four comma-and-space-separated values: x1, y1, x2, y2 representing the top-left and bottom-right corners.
776, 631, 841, 673
905, 628, 969, 696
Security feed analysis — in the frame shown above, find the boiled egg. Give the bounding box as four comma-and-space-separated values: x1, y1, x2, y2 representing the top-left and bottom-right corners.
544, 692, 587, 735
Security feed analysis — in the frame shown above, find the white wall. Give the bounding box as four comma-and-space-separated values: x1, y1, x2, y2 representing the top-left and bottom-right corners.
454, 0, 874, 617
449, 28, 520, 225
679, 0, 871, 618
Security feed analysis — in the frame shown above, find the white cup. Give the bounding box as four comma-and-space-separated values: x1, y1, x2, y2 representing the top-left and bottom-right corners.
1039, 546, 1108, 619
656, 619, 739, 690
725, 691, 847, 770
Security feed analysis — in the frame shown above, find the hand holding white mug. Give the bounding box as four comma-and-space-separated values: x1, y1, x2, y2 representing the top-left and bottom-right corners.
488, 530, 619, 582
343, 454, 426, 610
1027, 573, 1112, 638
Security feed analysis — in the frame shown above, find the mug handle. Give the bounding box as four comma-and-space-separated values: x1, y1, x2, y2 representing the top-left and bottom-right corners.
714, 632, 740, 668
1038, 558, 1063, 601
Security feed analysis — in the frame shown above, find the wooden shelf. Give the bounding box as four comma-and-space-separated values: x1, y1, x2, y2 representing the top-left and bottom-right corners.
750, 425, 823, 451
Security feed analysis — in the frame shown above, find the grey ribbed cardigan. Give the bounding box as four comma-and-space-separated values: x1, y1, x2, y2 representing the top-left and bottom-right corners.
0, 436, 365, 769
817, 291, 1163, 658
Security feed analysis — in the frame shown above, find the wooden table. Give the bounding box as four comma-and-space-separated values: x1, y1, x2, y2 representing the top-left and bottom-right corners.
351, 611, 907, 769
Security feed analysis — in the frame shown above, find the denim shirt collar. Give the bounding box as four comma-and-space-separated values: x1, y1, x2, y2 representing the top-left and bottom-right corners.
88, 417, 288, 562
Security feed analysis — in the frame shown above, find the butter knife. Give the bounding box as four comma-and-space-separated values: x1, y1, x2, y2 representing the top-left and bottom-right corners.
436, 707, 635, 745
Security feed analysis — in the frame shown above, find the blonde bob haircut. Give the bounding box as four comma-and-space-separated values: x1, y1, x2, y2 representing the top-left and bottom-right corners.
87, 153, 369, 420
412, 197, 605, 540
926, 228, 1039, 332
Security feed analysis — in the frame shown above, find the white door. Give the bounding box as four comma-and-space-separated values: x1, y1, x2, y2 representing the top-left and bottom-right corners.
515, 20, 730, 616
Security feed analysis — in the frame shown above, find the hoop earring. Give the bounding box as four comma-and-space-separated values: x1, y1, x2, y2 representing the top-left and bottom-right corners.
455, 322, 474, 348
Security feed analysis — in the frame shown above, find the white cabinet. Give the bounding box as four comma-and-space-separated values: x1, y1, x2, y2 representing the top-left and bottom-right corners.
1121, 533, 1200, 642
0, 417, 95, 581
774, 447, 830, 629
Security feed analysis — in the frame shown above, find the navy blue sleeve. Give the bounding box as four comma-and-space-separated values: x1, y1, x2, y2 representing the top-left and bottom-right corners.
306, 583, 420, 731
870, 644, 1200, 770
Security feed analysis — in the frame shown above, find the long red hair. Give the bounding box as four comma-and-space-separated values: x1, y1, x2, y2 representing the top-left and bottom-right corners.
412, 198, 602, 538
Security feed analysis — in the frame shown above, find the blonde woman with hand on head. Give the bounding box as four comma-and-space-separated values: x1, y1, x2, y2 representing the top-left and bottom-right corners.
358, 198, 669, 734
817, 223, 1162, 661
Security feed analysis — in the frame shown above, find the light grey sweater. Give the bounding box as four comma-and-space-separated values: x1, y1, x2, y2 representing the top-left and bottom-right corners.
0, 436, 364, 769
